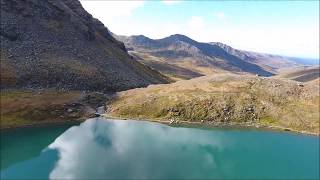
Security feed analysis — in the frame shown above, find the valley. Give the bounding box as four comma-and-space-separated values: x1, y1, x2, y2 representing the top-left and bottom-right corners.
0, 0, 319, 136
0, 0, 319, 179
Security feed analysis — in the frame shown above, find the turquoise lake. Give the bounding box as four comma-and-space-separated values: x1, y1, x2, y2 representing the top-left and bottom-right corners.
1, 118, 319, 179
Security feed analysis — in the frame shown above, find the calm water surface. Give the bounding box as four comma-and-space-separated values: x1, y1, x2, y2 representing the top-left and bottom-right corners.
1, 118, 319, 179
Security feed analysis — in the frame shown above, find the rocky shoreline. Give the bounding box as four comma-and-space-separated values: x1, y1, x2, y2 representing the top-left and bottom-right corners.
1, 114, 318, 137
103, 115, 320, 136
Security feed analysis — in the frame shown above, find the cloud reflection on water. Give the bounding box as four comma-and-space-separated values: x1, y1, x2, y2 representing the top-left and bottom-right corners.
48, 118, 230, 179
2, 118, 319, 179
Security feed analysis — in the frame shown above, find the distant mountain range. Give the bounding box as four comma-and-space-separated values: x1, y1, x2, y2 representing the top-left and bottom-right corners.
115, 34, 316, 80
116, 34, 273, 79
276, 66, 320, 83
210, 42, 318, 71
0, 0, 169, 91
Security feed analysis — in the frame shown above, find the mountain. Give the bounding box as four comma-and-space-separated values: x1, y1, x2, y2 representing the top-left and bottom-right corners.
116, 34, 274, 79
209, 42, 302, 73
276, 66, 320, 82
0, 0, 169, 91
286, 57, 319, 66
129, 51, 203, 81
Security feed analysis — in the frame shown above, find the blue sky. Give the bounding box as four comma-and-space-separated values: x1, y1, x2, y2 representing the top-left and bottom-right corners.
81, 1, 319, 59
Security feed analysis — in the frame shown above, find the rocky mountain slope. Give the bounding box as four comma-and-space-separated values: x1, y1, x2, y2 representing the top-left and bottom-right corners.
106, 73, 319, 134
210, 42, 303, 73
0, 0, 169, 91
116, 34, 274, 79
128, 51, 204, 81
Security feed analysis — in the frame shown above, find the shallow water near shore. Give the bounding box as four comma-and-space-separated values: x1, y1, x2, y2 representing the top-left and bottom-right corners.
1, 118, 319, 179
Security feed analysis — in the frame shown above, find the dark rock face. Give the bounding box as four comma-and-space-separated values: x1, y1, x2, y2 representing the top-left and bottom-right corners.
0, 0, 168, 91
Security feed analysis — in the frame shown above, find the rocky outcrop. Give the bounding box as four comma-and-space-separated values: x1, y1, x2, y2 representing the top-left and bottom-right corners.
0, 0, 169, 91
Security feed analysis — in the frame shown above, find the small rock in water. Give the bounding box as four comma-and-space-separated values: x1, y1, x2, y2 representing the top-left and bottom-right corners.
96, 106, 105, 114
94, 113, 101, 117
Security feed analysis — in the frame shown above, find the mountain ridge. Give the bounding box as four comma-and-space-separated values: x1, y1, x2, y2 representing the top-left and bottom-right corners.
276, 66, 320, 83
116, 34, 275, 78
209, 42, 316, 72
116, 33, 317, 80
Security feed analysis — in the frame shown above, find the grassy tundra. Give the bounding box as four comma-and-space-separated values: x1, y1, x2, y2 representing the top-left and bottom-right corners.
106, 73, 319, 135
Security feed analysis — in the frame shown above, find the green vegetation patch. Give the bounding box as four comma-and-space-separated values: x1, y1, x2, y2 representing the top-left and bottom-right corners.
1, 90, 85, 128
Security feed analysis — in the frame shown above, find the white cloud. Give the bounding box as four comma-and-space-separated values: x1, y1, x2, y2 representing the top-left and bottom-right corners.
80, 1, 144, 24
48, 119, 228, 179
162, 1, 182, 5
215, 12, 226, 20
187, 16, 205, 29
80, 1, 319, 58
191, 24, 319, 58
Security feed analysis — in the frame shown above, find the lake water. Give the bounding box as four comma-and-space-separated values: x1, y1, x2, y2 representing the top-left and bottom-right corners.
1, 118, 319, 179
